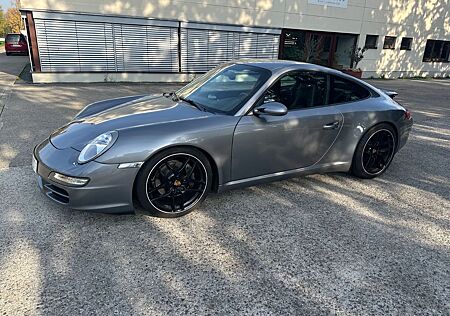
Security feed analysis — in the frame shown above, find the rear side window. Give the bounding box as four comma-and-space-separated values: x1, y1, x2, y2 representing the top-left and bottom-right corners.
6, 34, 20, 43
330, 76, 370, 104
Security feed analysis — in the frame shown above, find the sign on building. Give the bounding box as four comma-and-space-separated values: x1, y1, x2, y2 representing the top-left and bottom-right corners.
308, 0, 348, 8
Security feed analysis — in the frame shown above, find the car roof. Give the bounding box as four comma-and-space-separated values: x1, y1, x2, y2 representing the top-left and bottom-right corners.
232, 59, 343, 75
230, 58, 383, 99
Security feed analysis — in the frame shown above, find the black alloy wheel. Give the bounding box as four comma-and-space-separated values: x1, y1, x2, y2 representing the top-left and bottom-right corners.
362, 129, 395, 175
136, 148, 212, 217
352, 124, 397, 179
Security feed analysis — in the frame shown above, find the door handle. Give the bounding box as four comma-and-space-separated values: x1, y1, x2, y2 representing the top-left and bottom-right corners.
323, 121, 340, 130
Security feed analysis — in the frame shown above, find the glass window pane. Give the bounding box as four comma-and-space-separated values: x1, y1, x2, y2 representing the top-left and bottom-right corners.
330, 76, 370, 104
281, 30, 307, 62
431, 41, 443, 59
383, 36, 397, 49
423, 40, 434, 61
441, 42, 450, 61
335, 34, 357, 68
5, 34, 20, 43
365, 35, 378, 49
264, 71, 328, 110
179, 64, 271, 115
423, 40, 450, 62
400, 37, 412, 50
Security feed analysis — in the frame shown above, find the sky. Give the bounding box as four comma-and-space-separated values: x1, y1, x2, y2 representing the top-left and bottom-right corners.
0, 0, 12, 10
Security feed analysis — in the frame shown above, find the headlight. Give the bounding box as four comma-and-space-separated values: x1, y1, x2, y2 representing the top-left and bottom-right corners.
78, 131, 118, 164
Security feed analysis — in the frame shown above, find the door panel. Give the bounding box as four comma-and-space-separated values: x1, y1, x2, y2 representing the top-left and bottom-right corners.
231, 107, 343, 181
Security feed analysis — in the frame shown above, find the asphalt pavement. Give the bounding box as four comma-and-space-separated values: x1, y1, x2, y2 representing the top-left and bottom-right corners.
0, 47, 29, 122
0, 59, 449, 315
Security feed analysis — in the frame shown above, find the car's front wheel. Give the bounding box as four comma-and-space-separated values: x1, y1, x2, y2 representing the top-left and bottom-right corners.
136, 147, 212, 218
352, 123, 397, 179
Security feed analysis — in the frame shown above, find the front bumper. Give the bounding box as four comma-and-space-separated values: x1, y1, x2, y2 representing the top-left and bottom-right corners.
34, 139, 139, 214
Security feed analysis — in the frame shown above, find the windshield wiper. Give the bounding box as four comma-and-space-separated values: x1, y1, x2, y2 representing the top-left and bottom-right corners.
163, 91, 176, 98
164, 91, 205, 112
179, 96, 205, 112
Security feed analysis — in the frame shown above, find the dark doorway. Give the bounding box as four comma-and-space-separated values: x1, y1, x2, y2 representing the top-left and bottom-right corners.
280, 29, 358, 69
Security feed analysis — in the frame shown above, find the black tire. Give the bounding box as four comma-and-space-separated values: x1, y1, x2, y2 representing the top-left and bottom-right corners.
6, 52, 11, 56
136, 147, 212, 218
352, 123, 397, 179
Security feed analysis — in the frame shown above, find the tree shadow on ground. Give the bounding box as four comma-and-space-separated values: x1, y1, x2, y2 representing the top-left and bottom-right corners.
0, 79, 449, 314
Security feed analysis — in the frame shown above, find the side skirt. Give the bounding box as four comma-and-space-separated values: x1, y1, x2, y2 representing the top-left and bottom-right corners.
217, 162, 351, 192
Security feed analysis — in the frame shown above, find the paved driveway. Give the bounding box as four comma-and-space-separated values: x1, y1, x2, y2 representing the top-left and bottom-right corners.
0, 73, 449, 315
0, 49, 28, 127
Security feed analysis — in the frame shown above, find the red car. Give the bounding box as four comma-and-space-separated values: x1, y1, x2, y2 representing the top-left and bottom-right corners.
5, 33, 29, 56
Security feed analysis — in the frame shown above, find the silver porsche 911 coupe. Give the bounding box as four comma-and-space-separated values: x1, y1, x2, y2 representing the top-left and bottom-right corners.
33, 60, 413, 217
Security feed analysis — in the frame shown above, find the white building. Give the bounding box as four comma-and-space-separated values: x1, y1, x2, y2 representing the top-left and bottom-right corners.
20, 0, 450, 83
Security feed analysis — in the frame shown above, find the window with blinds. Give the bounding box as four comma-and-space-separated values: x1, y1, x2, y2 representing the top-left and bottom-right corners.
34, 14, 179, 73
181, 24, 280, 73
32, 13, 280, 74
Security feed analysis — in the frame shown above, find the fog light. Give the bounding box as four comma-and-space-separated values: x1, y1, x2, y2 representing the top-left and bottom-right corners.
50, 172, 89, 187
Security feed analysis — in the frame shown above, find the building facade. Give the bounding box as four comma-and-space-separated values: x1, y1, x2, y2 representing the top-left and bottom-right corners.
20, 0, 450, 83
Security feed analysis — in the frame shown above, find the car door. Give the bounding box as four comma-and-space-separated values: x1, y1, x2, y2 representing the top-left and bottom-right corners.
231, 71, 344, 181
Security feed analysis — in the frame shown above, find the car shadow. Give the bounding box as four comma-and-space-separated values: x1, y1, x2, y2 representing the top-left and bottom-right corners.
0, 78, 449, 313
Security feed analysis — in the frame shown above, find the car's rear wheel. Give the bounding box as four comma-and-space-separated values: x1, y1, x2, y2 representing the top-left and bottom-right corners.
6, 52, 11, 56
136, 147, 212, 218
352, 123, 396, 179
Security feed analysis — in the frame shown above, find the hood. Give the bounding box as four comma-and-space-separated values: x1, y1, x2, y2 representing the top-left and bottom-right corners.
50, 95, 212, 150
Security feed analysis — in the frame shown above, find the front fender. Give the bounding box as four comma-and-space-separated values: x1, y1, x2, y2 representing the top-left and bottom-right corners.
96, 115, 240, 185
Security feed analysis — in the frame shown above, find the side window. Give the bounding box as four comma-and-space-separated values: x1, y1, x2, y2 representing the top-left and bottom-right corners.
264, 71, 328, 110
264, 74, 296, 104
330, 76, 370, 104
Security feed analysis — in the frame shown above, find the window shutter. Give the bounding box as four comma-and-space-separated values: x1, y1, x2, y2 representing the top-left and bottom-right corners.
76, 21, 116, 72
33, 13, 279, 74
147, 26, 179, 72
181, 28, 210, 73
237, 33, 258, 58
207, 31, 234, 68
34, 13, 179, 73
35, 19, 81, 72
180, 23, 280, 73
256, 34, 280, 58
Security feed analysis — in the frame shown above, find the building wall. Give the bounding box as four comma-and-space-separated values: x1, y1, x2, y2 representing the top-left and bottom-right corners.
22, 0, 450, 79
359, 0, 450, 78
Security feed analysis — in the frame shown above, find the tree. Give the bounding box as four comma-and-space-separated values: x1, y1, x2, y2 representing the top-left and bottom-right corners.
284, 33, 322, 63
301, 36, 322, 63
348, 45, 367, 69
5, 1, 22, 34
0, 6, 6, 37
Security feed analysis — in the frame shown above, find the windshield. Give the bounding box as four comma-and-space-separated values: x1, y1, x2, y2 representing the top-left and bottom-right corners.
6, 34, 20, 43
177, 64, 271, 115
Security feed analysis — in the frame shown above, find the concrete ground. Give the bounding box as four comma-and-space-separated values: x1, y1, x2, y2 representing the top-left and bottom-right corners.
0, 53, 449, 315
0, 46, 29, 122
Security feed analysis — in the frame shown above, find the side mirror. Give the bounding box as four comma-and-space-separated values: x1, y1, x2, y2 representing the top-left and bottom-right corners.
253, 102, 288, 116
